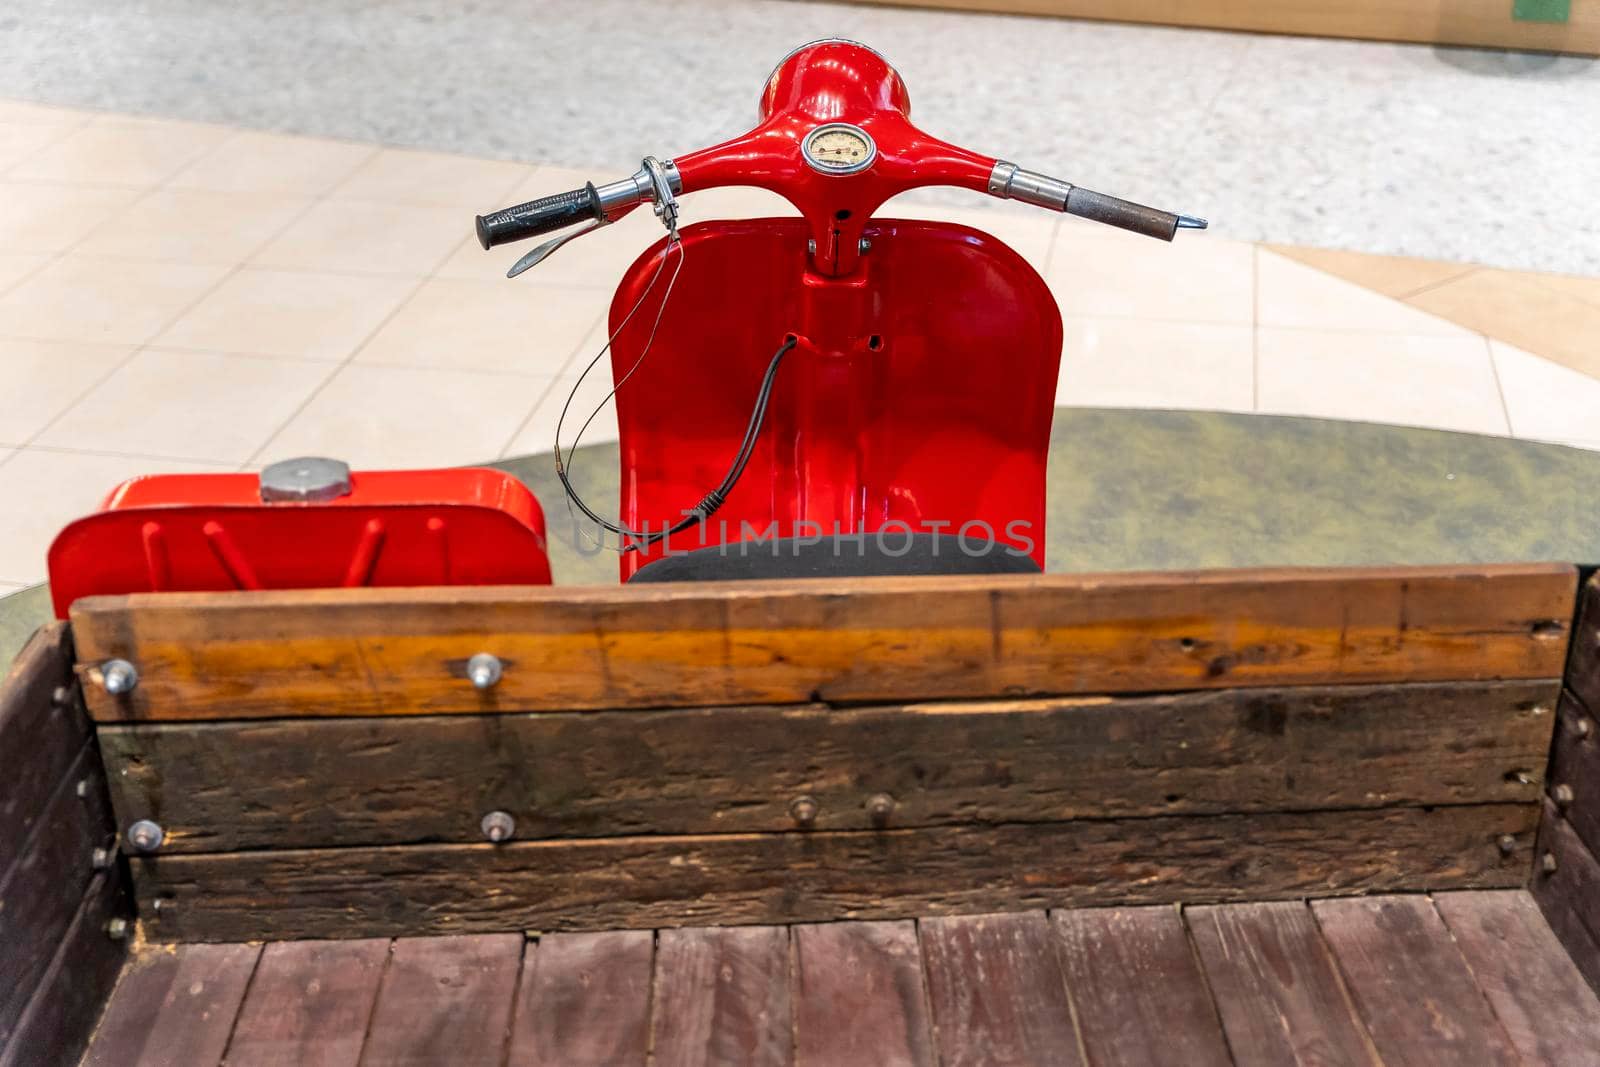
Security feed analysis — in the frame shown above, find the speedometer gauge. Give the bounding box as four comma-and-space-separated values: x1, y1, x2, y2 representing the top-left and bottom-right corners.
802, 123, 877, 175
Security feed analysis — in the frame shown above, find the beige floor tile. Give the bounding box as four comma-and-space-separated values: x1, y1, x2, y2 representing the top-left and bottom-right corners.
251, 198, 472, 277
0, 256, 229, 344
168, 130, 377, 195
1530, 272, 1600, 311
355, 276, 604, 375
1265, 245, 1476, 299
0, 182, 146, 253
330, 147, 533, 209
0, 100, 90, 125
0, 338, 131, 444
1407, 269, 1600, 380
74, 188, 314, 264
1489, 340, 1600, 444
0, 579, 25, 596
9, 117, 230, 186
1055, 318, 1254, 412
442, 206, 669, 290
687, 185, 799, 221
0, 120, 83, 171
0, 448, 232, 584
1256, 328, 1507, 435
258, 363, 549, 468
503, 363, 618, 459
37, 348, 332, 463
156, 267, 417, 361
1048, 230, 1255, 323
0, 252, 51, 295
1256, 251, 1472, 337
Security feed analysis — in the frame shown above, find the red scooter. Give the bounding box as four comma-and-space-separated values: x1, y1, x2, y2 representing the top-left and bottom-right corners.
476, 38, 1205, 583
46, 40, 1203, 612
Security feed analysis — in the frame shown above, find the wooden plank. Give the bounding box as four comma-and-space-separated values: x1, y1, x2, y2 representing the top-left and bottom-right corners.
223, 939, 391, 1067
1562, 571, 1600, 716
793, 921, 935, 1067
0, 622, 86, 874
0, 739, 113, 1044
1547, 690, 1600, 852
1051, 907, 1231, 1067
918, 912, 1080, 1067
852, 0, 1600, 57
507, 930, 653, 1067
0, 870, 129, 1067
359, 934, 522, 1067
83, 942, 262, 1067
1311, 896, 1519, 1065
651, 926, 792, 1067
1435, 890, 1600, 1067
1532, 799, 1600, 962
97, 679, 1556, 853
1186, 901, 1379, 1067
69, 564, 1576, 722
1532, 869, 1600, 995
129, 803, 1537, 943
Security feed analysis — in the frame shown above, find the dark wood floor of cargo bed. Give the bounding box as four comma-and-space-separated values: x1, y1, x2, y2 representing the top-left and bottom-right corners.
81, 890, 1600, 1067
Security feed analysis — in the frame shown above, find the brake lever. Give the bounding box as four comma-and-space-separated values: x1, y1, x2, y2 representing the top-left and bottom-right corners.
506, 219, 610, 278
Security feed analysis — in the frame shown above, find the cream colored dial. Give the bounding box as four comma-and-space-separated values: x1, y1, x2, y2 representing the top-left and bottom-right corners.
803, 124, 876, 175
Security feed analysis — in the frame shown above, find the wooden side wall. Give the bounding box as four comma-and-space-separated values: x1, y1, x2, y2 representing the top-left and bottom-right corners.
0, 624, 130, 1067
1535, 572, 1600, 993
71, 565, 1577, 943
849, 0, 1600, 57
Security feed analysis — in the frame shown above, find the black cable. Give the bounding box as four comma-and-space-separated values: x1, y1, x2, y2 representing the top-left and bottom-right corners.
557, 334, 799, 553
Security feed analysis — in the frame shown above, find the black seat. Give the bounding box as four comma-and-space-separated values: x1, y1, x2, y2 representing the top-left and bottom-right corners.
628, 533, 1042, 583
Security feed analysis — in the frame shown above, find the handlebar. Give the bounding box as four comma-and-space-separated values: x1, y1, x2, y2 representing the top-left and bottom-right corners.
988, 162, 1205, 242
475, 184, 605, 249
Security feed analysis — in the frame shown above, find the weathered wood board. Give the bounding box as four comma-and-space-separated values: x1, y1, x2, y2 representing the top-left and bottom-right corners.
97, 680, 1555, 853
508, 931, 653, 1067
130, 803, 1534, 942
82, 942, 263, 1067
71, 565, 1576, 721
651, 926, 792, 1067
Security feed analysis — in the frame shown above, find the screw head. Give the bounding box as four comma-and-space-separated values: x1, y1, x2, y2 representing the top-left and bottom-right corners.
105, 917, 129, 941
858, 238, 872, 254
789, 795, 819, 829
467, 653, 503, 690
51, 685, 72, 708
126, 819, 164, 853
1497, 833, 1518, 855
1577, 718, 1595, 740
100, 659, 138, 695
1542, 851, 1559, 874
91, 847, 112, 870
1554, 783, 1576, 808
866, 793, 896, 827
807, 239, 817, 254
480, 810, 516, 843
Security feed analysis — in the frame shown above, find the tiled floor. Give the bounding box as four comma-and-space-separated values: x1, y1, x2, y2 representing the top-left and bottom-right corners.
0, 101, 1597, 586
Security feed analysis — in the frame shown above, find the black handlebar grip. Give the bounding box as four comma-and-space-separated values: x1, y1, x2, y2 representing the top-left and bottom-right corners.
1064, 187, 1180, 242
475, 183, 604, 249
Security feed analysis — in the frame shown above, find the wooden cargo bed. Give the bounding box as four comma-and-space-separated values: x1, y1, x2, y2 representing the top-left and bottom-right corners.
81, 892, 1600, 1066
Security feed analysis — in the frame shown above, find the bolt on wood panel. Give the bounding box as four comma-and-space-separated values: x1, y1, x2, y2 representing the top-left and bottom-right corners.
223, 938, 391, 1067
1186, 901, 1379, 1067
127, 803, 1537, 943
69, 564, 1577, 722
1051, 907, 1232, 1067
359, 934, 523, 1067
507, 931, 654, 1067
1311, 896, 1519, 1066
1532, 798, 1600, 993
82, 942, 262, 1067
792, 921, 936, 1067
918, 912, 1082, 1067
95, 679, 1557, 854
0, 622, 87, 873
651, 926, 792, 1067
1434, 890, 1600, 1067
1546, 692, 1600, 853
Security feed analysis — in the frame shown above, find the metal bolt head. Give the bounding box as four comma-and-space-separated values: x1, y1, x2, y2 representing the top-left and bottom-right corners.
866, 793, 896, 827
91, 847, 113, 870
51, 685, 72, 708
100, 659, 138, 695
259, 456, 352, 503
1577, 718, 1595, 740
1554, 783, 1576, 808
858, 238, 872, 254
1542, 851, 1559, 874
105, 917, 129, 941
1497, 833, 1518, 855
467, 653, 503, 690
480, 810, 515, 843
789, 795, 819, 829
75, 778, 90, 798
126, 819, 165, 854
807, 239, 817, 254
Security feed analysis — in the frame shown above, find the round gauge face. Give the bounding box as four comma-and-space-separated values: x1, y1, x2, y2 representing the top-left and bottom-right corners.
803, 124, 877, 175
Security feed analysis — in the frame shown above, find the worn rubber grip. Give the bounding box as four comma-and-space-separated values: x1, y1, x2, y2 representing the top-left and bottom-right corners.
1064, 187, 1180, 242
475, 184, 604, 249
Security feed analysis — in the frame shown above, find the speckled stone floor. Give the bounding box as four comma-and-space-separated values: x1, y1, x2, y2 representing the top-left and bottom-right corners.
0, 0, 1596, 273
